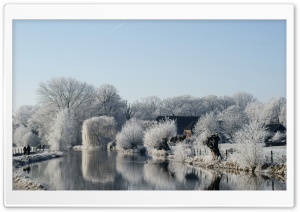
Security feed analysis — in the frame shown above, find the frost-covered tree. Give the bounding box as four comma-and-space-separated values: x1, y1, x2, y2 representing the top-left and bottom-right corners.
13, 105, 38, 128
263, 97, 286, 125
218, 95, 235, 111
279, 104, 287, 127
131, 96, 162, 120
37, 77, 96, 145
13, 125, 40, 147
144, 118, 177, 151
233, 121, 270, 172
82, 116, 117, 148
193, 112, 222, 159
116, 118, 144, 150
244, 101, 266, 124
27, 106, 54, 145
232, 92, 257, 110
218, 105, 248, 140
184, 97, 205, 116
201, 95, 222, 113
37, 77, 95, 114
47, 108, 77, 151
161, 96, 187, 116
94, 84, 126, 127
12, 105, 40, 146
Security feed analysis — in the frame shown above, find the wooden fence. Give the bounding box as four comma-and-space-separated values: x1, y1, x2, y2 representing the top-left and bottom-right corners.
12, 147, 38, 155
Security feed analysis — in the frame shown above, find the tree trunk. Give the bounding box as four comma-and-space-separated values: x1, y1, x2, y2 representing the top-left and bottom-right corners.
205, 134, 222, 160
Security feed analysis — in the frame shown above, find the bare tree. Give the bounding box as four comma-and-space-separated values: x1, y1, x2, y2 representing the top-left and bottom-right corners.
124, 101, 135, 120
37, 77, 95, 114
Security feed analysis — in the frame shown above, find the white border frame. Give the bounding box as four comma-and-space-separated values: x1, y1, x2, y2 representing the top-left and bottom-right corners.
4, 4, 294, 207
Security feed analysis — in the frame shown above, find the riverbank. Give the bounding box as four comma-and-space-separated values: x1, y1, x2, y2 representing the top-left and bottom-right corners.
168, 154, 287, 182
13, 151, 64, 190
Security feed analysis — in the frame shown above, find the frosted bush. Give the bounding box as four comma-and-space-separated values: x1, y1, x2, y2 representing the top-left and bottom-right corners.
173, 143, 192, 162
233, 121, 269, 172
116, 118, 144, 151
271, 131, 285, 142
144, 119, 177, 151
82, 116, 117, 148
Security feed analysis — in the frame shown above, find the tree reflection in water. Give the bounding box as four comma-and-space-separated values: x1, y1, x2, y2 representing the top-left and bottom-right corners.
26, 150, 286, 190
82, 150, 116, 183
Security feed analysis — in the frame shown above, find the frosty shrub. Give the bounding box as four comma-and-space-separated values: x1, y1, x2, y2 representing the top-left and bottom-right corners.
116, 118, 144, 151
143, 118, 177, 151
82, 116, 117, 148
271, 131, 286, 142
47, 108, 76, 151
173, 143, 192, 162
233, 121, 270, 172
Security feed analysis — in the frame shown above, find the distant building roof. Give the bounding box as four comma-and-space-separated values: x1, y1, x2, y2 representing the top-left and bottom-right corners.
155, 116, 200, 135
265, 124, 286, 133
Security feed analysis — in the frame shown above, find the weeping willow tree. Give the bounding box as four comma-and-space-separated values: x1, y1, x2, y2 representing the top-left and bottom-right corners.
82, 116, 117, 148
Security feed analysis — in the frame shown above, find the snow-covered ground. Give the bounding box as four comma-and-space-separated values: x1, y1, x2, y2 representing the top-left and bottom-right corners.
219, 143, 286, 164
13, 151, 63, 190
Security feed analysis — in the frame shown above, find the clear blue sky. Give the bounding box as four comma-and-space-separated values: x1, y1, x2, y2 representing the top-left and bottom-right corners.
13, 20, 286, 111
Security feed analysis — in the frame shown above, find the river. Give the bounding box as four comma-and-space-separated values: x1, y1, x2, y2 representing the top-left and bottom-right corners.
24, 150, 286, 190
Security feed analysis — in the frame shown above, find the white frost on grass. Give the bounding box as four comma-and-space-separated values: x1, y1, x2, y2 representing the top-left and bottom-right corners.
13, 170, 49, 190
218, 143, 286, 164
13, 151, 64, 168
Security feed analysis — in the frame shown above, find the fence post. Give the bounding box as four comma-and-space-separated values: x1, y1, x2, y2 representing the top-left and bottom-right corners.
271, 151, 273, 163
226, 149, 228, 160
200, 149, 201, 156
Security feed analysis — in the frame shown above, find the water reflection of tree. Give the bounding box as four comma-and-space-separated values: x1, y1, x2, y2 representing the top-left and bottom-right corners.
41, 151, 88, 189
29, 150, 286, 190
219, 171, 265, 190
115, 153, 145, 184
144, 161, 176, 190
190, 168, 223, 190
82, 150, 116, 183
42, 158, 67, 189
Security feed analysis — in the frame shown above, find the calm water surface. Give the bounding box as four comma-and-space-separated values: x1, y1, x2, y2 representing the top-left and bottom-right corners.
26, 150, 286, 190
